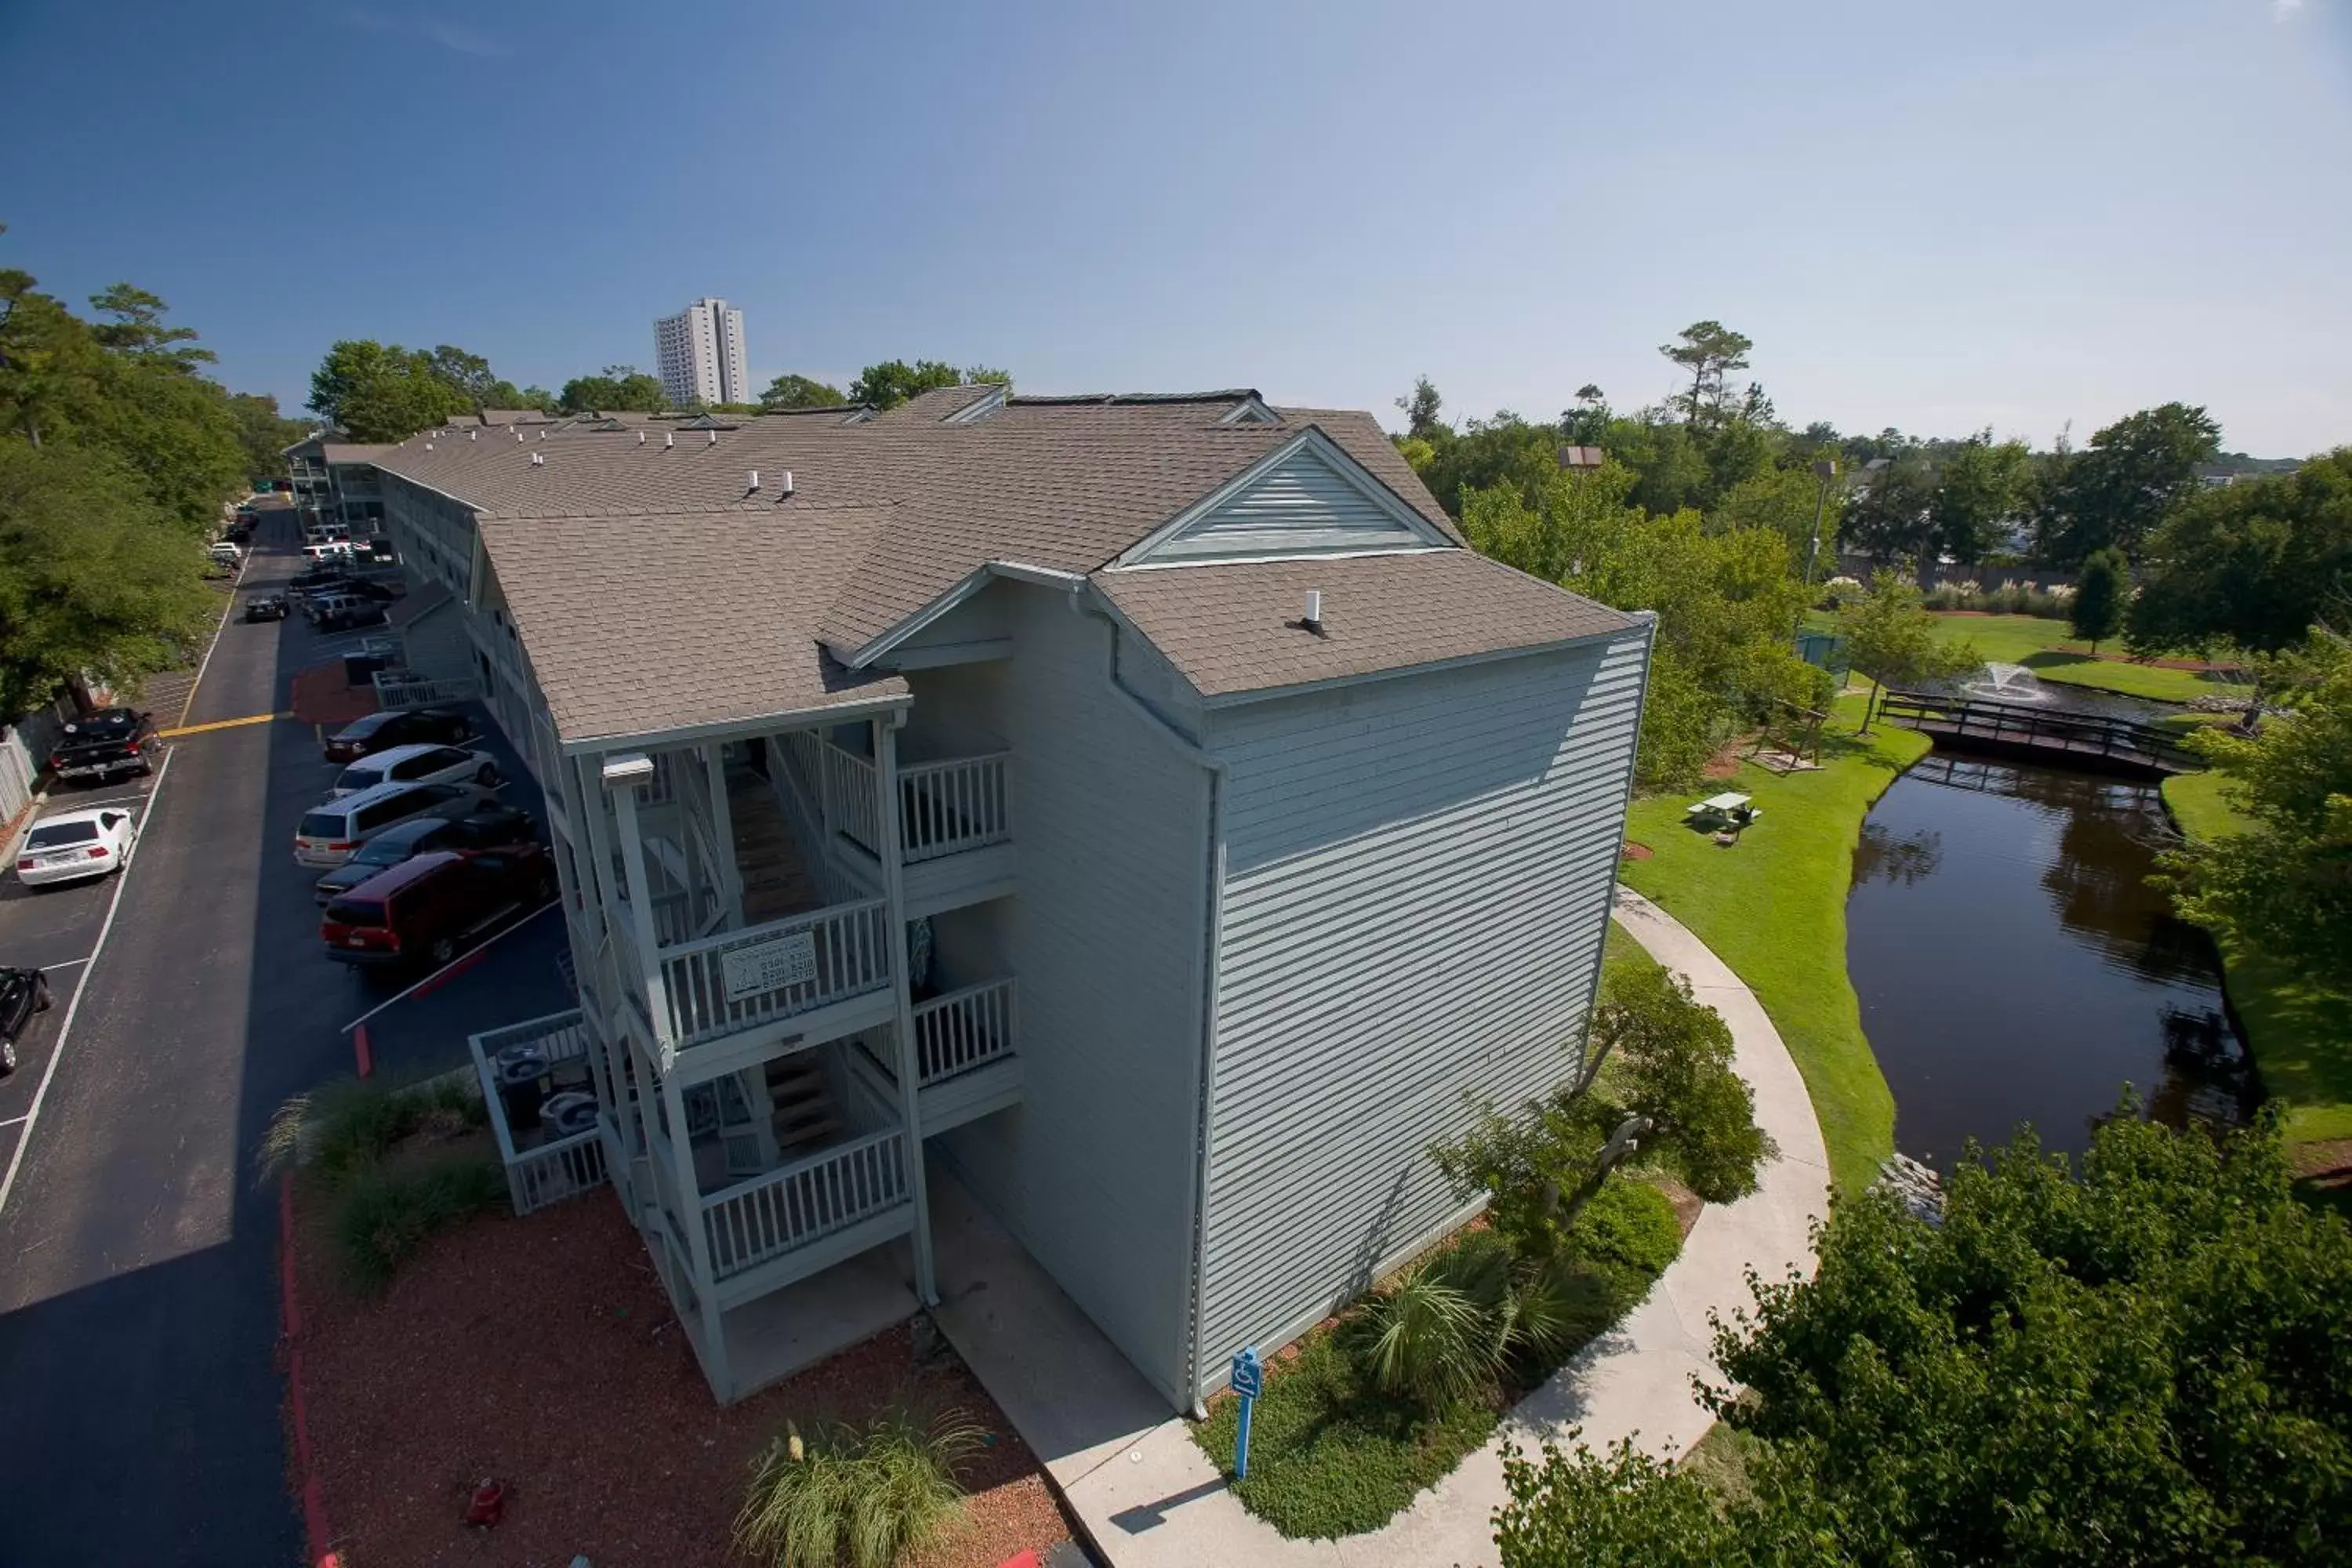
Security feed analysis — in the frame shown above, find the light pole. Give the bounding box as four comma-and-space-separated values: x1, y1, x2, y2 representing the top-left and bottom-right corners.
1803, 457, 1838, 590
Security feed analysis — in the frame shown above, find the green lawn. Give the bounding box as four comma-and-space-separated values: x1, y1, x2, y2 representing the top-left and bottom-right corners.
1919, 613, 2238, 704
2159, 772, 2352, 1149
1617, 694, 1928, 1193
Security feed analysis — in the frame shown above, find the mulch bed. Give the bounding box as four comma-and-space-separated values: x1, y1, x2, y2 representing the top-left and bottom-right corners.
290, 661, 382, 728
287, 1179, 1077, 1567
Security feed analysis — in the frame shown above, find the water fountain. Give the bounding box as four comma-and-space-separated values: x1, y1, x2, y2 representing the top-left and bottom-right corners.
1962, 661, 2049, 702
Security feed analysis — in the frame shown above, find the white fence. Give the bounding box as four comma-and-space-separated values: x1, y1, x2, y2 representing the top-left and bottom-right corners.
898, 752, 1011, 862
658, 898, 892, 1049
372, 672, 482, 710
701, 1128, 909, 1281
0, 728, 36, 834
913, 978, 1017, 1084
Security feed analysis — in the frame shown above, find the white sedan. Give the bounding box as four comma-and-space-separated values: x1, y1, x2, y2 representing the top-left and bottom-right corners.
14, 808, 139, 887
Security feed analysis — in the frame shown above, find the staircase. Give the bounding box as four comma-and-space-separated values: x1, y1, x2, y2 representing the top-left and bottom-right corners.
730, 764, 824, 924
764, 1053, 841, 1158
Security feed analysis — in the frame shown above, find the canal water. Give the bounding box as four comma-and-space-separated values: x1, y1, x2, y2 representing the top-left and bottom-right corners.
1846, 748, 2253, 1168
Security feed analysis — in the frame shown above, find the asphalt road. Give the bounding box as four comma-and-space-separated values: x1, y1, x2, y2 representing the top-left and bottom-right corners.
0, 506, 570, 1566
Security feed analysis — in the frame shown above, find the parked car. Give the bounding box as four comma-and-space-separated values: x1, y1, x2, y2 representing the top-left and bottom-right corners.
294, 779, 488, 866
302, 542, 354, 562
49, 708, 157, 783
289, 564, 352, 593
242, 593, 289, 622
1, 965, 53, 1075
321, 707, 474, 763
326, 742, 502, 800
15, 807, 138, 887
319, 846, 556, 969
314, 601, 389, 633
309, 804, 537, 904
207, 542, 242, 564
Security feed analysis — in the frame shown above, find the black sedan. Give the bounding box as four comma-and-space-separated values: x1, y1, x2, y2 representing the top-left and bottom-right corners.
310, 805, 539, 904
321, 706, 478, 763
241, 593, 289, 622
2, 965, 53, 1076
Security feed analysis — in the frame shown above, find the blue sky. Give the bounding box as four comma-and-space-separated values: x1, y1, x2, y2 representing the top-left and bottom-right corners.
5, 1, 2345, 453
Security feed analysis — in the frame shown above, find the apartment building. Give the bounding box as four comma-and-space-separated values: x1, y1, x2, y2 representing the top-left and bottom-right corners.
353, 387, 1652, 1408
653, 296, 750, 408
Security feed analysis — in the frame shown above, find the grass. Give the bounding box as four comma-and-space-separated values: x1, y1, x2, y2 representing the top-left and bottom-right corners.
1192, 1234, 1671, 1539
1617, 691, 1926, 1193
1919, 612, 2239, 704
735, 1406, 985, 1568
2160, 772, 2352, 1149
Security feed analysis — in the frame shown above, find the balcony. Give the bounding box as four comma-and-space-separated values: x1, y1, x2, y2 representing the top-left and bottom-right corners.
652, 898, 897, 1065
702, 1128, 913, 1294
779, 733, 1016, 916
468, 1010, 610, 1216
849, 978, 1024, 1134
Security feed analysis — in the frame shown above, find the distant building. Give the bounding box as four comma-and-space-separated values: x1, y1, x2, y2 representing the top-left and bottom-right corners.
654, 297, 750, 408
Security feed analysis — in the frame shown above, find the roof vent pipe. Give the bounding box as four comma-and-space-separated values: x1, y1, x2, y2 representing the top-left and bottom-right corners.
665, 432, 674, 449
707, 430, 718, 446
530, 451, 544, 466
747, 470, 759, 492
514, 430, 524, 441
637, 430, 646, 445
779, 470, 793, 496
1303, 590, 1323, 630
469, 429, 477, 441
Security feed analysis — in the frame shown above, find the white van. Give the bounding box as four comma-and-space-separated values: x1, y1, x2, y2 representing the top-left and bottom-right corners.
326, 742, 502, 801
295, 780, 486, 866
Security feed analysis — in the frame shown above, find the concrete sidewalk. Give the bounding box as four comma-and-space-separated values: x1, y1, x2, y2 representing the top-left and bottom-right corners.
967, 888, 1831, 1568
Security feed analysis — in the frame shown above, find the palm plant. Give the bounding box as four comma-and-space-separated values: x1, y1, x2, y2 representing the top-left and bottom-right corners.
735, 1406, 985, 1568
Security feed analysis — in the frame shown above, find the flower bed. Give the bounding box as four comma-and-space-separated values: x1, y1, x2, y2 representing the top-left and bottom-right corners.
285, 1183, 1076, 1566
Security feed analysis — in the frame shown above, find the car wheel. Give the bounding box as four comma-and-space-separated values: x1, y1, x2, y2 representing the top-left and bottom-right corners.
477, 763, 500, 787
427, 936, 457, 967
2, 1036, 15, 1076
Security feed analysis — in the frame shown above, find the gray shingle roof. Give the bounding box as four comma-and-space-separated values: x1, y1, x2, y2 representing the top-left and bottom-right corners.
319, 441, 397, 465
1094, 551, 1641, 700
364, 390, 1609, 739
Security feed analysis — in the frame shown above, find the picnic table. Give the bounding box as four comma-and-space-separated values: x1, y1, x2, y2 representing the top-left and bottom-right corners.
1684, 791, 1762, 829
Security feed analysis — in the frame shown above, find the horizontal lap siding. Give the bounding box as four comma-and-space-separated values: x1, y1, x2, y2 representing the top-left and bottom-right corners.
1152, 449, 1428, 561
1196, 633, 1649, 1387
933, 585, 1207, 1406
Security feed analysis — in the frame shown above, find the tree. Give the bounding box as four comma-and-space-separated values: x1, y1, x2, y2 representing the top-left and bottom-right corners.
1839, 450, 1940, 574
760, 372, 846, 409
1491, 1111, 2352, 1568
423, 344, 506, 409
307, 340, 471, 441
516, 385, 557, 412
87, 284, 214, 371
1929, 430, 2031, 564
0, 440, 215, 714
2071, 546, 2129, 652
1842, 574, 1979, 728
1396, 375, 1446, 440
2128, 450, 2352, 659
2155, 633, 2352, 996
2031, 402, 2221, 563
847, 358, 1008, 411
224, 392, 303, 483
1658, 320, 1752, 425
556, 365, 666, 414
1560, 384, 1609, 447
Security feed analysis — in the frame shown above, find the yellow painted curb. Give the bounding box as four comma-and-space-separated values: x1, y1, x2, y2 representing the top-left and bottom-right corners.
157, 712, 285, 739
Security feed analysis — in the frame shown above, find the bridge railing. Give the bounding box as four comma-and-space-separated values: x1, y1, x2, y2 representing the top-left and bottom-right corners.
1878, 690, 2201, 770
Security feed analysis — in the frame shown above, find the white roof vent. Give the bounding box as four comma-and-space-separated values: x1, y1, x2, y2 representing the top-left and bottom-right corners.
423, 441, 434, 450
706, 429, 719, 446
1303, 590, 1324, 633
779, 470, 794, 496
637, 430, 646, 445
665, 431, 675, 449
514, 430, 524, 441
530, 450, 544, 466
746, 469, 760, 492
469, 429, 477, 441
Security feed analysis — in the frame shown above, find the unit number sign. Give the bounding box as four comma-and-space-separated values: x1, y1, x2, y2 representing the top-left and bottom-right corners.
720, 931, 817, 1000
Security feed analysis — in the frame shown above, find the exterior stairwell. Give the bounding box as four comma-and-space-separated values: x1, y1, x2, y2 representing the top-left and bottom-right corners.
765, 1054, 840, 1158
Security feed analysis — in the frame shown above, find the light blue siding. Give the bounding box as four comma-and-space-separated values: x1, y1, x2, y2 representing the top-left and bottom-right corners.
1194, 630, 1650, 1393
1138, 445, 1440, 564
931, 583, 1210, 1407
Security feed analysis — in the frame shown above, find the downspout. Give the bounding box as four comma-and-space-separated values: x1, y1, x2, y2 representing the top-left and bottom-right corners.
1062, 583, 1229, 1417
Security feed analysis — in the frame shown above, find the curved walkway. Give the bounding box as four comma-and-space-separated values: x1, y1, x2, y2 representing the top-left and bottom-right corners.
1054, 888, 1832, 1567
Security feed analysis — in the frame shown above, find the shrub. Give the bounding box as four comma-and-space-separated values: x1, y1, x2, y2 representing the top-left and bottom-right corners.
332, 1155, 504, 1290
1817, 575, 1864, 610
1351, 1232, 1515, 1404
1569, 1178, 1682, 1279
259, 1074, 487, 1190
735, 1408, 983, 1568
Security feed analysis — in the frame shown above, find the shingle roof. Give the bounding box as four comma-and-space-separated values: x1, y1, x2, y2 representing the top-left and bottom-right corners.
1094, 551, 1641, 700
361, 390, 1584, 739
476, 510, 906, 744
320, 441, 397, 465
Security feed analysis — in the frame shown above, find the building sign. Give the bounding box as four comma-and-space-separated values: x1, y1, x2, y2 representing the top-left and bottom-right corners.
721, 931, 816, 1000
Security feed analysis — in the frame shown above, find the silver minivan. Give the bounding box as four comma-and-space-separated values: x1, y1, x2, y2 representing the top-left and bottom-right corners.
326, 742, 501, 800
295, 780, 486, 866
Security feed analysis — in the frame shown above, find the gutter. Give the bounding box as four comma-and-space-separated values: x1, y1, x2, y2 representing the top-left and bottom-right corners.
1059, 579, 1229, 1416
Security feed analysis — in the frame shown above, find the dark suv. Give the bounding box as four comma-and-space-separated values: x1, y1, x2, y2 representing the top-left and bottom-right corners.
310, 805, 536, 904
320, 846, 555, 969
49, 708, 158, 784
321, 707, 475, 764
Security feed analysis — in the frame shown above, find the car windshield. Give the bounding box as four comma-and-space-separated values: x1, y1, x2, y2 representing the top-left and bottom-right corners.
334, 764, 384, 791
322, 896, 386, 927
353, 838, 412, 866
26, 822, 99, 849
299, 811, 345, 839
336, 715, 389, 741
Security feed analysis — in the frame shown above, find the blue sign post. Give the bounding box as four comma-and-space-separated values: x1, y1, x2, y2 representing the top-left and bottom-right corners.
1230, 1347, 1264, 1479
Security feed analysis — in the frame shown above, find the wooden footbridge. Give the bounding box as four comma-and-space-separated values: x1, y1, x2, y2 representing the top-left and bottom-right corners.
1875, 690, 2202, 777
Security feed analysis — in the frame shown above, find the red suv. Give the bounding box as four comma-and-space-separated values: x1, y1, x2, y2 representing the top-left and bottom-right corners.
319, 846, 555, 970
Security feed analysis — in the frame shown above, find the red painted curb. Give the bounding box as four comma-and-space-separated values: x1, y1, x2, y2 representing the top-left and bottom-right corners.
352, 1023, 372, 1079
409, 945, 487, 1000
279, 1172, 339, 1566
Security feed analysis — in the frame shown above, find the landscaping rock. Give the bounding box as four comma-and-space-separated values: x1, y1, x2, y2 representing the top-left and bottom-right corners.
1877, 1152, 1945, 1225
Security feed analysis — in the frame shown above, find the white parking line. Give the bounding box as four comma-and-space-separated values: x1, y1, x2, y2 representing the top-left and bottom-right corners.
54, 793, 149, 811
337, 899, 557, 1034
41, 957, 89, 971
0, 746, 176, 1221
0, 1115, 28, 1131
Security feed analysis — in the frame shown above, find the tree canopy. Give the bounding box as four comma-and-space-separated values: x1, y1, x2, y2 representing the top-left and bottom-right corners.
2030, 401, 2222, 563
846, 358, 1009, 411
307, 339, 474, 441
2071, 545, 2129, 651
556, 365, 666, 414
1491, 1109, 2352, 1567
758, 372, 846, 410
2129, 449, 2352, 657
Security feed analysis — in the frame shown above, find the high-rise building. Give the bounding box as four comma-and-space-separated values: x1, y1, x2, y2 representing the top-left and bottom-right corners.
652, 297, 750, 408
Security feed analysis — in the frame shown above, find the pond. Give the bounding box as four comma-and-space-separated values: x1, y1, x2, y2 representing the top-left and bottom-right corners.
1846, 749, 2254, 1169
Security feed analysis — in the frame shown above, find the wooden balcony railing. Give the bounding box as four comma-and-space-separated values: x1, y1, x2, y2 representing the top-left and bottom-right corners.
898, 753, 1011, 863
913, 978, 1017, 1084
701, 1129, 910, 1282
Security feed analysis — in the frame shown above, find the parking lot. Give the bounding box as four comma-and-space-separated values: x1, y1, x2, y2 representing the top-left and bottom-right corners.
0, 506, 571, 1563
